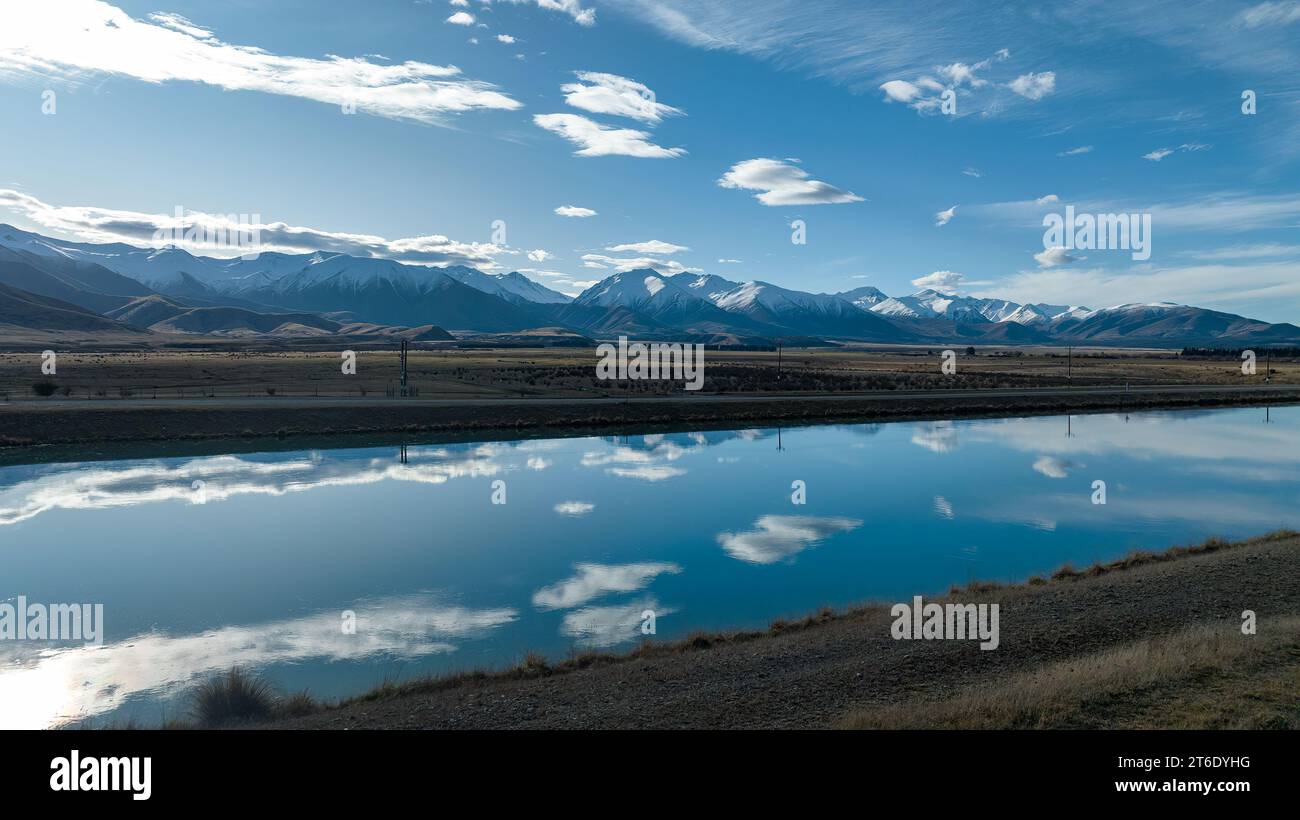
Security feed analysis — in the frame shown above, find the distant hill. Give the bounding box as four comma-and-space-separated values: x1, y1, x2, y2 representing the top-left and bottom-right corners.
2, 224, 1297, 347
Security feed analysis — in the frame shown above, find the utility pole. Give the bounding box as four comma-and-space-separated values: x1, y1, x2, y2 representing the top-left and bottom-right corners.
399, 339, 409, 397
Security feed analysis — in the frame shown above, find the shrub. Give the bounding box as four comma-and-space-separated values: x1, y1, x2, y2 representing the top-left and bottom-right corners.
31, 380, 58, 397
190, 668, 276, 727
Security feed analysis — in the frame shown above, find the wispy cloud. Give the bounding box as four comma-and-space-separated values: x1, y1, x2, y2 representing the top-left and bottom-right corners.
605, 240, 689, 254
554, 205, 597, 217
717, 158, 862, 206
0, 188, 509, 268
534, 113, 686, 157
0, 1, 520, 123
501, 0, 596, 27
562, 71, 683, 123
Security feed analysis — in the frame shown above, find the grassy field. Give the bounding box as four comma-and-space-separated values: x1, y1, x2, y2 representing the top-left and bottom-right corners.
1, 346, 1295, 402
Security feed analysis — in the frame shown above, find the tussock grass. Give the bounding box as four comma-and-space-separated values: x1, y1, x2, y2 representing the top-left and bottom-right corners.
839, 616, 1300, 730
189, 668, 321, 727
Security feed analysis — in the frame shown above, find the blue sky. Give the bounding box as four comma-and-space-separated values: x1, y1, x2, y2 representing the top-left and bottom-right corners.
1, 0, 1299, 321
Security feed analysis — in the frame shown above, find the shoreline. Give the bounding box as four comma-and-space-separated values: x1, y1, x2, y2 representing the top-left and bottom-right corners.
80, 530, 1296, 731
237, 530, 1300, 730
2, 384, 1297, 460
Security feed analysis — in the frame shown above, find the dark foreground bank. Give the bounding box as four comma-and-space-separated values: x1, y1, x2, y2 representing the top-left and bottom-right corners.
231, 531, 1299, 730
3, 383, 1299, 450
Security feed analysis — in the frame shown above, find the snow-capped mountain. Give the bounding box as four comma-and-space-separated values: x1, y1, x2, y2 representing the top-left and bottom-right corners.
836, 285, 889, 310
1, 225, 1297, 346
574, 269, 769, 335
707, 280, 904, 339
667, 272, 741, 301
443, 268, 571, 305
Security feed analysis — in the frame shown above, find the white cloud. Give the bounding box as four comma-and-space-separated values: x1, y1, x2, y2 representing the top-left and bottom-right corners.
877, 49, 1010, 114
552, 501, 595, 516
555, 205, 597, 217
1058, 145, 1093, 156
534, 113, 686, 158
974, 259, 1300, 322
879, 79, 923, 103
580, 253, 699, 275
1236, 1, 1300, 28
527, 249, 555, 262
0, 1, 519, 123
934, 205, 957, 226
0, 188, 509, 268
911, 270, 963, 293
963, 167, 983, 178
717, 258, 742, 263
1033, 247, 1079, 268
1036, 194, 1060, 205
1009, 70, 1056, 100
1143, 148, 1174, 161
501, 0, 596, 26
497, 34, 517, 43
446, 11, 476, 25
717, 158, 862, 206
561, 71, 683, 123
605, 240, 688, 255
972, 191, 1300, 233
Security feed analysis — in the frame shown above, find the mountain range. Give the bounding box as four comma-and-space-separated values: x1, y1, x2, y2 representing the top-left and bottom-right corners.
1, 223, 1296, 348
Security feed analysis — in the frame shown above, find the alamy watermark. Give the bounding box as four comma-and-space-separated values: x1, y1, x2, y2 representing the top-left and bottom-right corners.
151, 206, 262, 260
891, 595, 999, 650
0, 596, 104, 645
596, 336, 705, 391
1043, 204, 1151, 261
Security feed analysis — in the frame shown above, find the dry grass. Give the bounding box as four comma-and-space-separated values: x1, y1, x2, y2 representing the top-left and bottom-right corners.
188, 668, 321, 727
2, 347, 1295, 404
949, 530, 1298, 595
839, 616, 1300, 730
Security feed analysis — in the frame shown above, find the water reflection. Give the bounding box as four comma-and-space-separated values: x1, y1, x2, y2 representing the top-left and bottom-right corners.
1, 408, 1298, 727
0, 595, 516, 730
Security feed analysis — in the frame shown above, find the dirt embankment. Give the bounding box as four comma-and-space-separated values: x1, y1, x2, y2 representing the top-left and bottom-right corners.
3, 386, 1298, 451
262, 532, 1300, 730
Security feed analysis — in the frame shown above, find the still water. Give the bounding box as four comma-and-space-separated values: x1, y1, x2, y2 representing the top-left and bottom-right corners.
1, 405, 1296, 728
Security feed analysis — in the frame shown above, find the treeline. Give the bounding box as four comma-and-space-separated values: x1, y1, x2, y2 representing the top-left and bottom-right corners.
1181, 346, 1300, 358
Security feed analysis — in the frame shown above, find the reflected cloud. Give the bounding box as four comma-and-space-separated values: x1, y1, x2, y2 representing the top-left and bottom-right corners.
717, 515, 863, 564
553, 501, 595, 516
911, 421, 960, 453
0, 444, 517, 527
607, 465, 686, 481
1032, 455, 1080, 478
559, 597, 675, 648
0, 595, 516, 729
933, 495, 954, 519
533, 561, 681, 610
